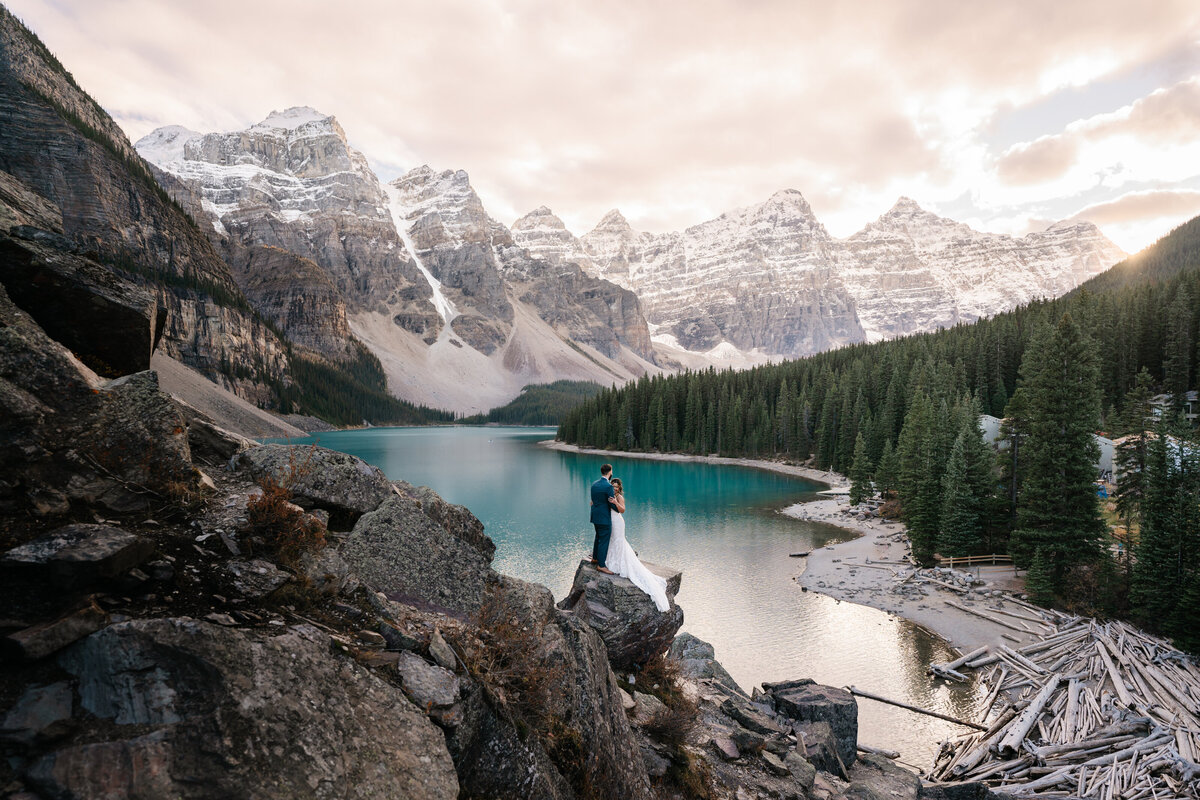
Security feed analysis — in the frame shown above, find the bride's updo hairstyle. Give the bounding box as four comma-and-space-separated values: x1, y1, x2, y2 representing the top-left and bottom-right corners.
611, 478, 623, 495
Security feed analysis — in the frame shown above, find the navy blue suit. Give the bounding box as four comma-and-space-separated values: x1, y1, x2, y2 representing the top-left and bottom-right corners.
590, 477, 615, 567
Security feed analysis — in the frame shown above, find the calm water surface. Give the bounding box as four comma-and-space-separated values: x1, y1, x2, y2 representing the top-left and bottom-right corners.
283, 425, 984, 765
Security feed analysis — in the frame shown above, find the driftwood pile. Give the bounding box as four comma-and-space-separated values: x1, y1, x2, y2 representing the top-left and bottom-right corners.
927, 608, 1200, 797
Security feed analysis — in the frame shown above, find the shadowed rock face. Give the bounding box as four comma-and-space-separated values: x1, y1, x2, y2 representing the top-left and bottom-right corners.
0, 284, 194, 515
47, 618, 459, 800
763, 678, 859, 769
0, 234, 165, 377
557, 559, 684, 671
233, 443, 394, 520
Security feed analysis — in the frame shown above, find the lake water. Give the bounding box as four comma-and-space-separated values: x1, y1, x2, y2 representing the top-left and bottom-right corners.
281, 425, 984, 766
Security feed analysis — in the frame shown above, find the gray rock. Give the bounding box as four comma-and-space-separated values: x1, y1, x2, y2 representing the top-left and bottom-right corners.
397, 651, 460, 708
378, 621, 421, 652
55, 617, 458, 798
767, 679, 858, 769
234, 444, 393, 519
712, 735, 740, 761
26, 730, 176, 800
847, 753, 921, 800
641, 743, 671, 779
0, 681, 73, 745
631, 691, 668, 728
784, 750, 817, 791
556, 559, 683, 671
223, 558, 289, 599
393, 480, 496, 561
2, 524, 154, 587
762, 750, 789, 776
342, 494, 494, 613
174, 400, 254, 465
721, 695, 786, 736
429, 627, 456, 671
4, 600, 108, 661
792, 720, 842, 775
669, 632, 746, 696
298, 546, 356, 596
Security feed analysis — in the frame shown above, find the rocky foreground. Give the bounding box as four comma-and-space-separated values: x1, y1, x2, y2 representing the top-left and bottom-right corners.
0, 265, 1017, 799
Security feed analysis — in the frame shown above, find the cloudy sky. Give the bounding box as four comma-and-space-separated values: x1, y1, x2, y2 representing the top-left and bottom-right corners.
9, 0, 1200, 252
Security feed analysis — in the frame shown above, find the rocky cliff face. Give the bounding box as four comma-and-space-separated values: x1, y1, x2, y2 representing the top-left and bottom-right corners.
841, 198, 1128, 341
0, 8, 289, 396
578, 192, 1126, 357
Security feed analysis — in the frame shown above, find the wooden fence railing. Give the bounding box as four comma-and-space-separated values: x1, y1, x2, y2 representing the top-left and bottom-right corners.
937, 554, 1015, 569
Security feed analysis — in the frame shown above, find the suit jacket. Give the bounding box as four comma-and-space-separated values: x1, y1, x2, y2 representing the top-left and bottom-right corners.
590, 477, 614, 525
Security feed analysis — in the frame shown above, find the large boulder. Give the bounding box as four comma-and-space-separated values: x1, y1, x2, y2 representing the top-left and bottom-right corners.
342, 493, 496, 613
0, 233, 165, 378
556, 559, 683, 671
40, 617, 458, 799
764, 678, 858, 769
234, 444, 393, 521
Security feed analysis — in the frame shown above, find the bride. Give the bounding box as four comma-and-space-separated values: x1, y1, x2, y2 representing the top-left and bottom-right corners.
604, 478, 670, 612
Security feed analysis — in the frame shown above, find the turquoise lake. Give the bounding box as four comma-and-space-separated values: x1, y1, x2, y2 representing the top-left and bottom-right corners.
280, 425, 984, 766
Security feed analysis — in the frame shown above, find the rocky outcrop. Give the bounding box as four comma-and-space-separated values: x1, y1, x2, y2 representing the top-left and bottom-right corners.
557, 559, 684, 671
47, 618, 459, 799
233, 443, 393, 521
0, 233, 165, 377
0, 283, 195, 515
765, 678, 860, 769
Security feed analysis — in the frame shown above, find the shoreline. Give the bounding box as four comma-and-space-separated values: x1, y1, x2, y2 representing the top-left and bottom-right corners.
538, 439, 846, 490
544, 439, 1030, 656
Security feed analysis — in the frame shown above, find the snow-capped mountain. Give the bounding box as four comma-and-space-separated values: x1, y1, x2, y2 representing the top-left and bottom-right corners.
138, 113, 658, 412
553, 193, 1127, 355
841, 198, 1128, 341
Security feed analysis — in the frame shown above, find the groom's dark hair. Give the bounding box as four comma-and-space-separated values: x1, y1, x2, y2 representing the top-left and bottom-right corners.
600, 464, 612, 477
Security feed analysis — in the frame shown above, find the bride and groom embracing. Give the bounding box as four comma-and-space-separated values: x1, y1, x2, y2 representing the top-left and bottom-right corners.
588, 464, 670, 612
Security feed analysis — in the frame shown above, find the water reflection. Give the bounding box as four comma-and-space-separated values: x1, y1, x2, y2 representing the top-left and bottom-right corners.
280, 426, 985, 765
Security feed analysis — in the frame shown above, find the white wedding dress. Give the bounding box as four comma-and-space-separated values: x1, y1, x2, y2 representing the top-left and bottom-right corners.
605, 511, 670, 612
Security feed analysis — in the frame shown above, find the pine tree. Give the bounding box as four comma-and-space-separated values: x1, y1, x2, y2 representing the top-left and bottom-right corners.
1113, 369, 1155, 531
1026, 548, 1056, 606
939, 430, 978, 557
1130, 420, 1179, 626
848, 432, 873, 506
1011, 314, 1106, 589
875, 439, 900, 499
898, 393, 941, 564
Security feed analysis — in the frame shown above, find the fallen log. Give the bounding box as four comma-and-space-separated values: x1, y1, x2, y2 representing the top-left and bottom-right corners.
996, 672, 1063, 756
847, 686, 987, 730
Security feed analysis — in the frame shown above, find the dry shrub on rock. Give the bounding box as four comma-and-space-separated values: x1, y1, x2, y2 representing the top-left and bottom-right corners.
244, 446, 326, 566
463, 587, 564, 733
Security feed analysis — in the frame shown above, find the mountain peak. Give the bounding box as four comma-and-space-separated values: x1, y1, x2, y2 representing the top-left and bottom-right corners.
889, 196, 924, 213
135, 125, 201, 165
254, 106, 331, 130
512, 206, 567, 232
761, 188, 814, 217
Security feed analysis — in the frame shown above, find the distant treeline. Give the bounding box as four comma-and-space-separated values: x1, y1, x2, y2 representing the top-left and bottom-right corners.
462, 380, 603, 426
558, 216, 1200, 649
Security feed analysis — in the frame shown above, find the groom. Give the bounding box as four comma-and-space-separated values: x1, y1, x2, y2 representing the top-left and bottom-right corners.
589, 464, 616, 575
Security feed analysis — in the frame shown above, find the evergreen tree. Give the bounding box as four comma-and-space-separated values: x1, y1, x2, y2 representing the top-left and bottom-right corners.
898, 393, 941, 564
939, 430, 979, 557
875, 439, 900, 499
1011, 314, 1106, 588
1026, 548, 1056, 606
848, 432, 873, 506
1113, 369, 1156, 531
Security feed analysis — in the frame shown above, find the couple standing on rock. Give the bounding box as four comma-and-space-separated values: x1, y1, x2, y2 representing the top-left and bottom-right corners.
588, 463, 670, 612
